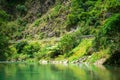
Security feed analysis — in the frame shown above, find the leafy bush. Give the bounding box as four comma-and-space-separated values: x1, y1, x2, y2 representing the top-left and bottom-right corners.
34, 45, 52, 59
15, 41, 28, 53
22, 42, 40, 58
47, 45, 61, 58
0, 33, 9, 60
66, 14, 79, 27
0, 9, 9, 22
16, 4, 27, 15
58, 30, 82, 55
59, 34, 75, 54
14, 41, 41, 59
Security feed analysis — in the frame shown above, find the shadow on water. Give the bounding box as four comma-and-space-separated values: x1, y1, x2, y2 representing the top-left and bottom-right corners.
0, 62, 120, 80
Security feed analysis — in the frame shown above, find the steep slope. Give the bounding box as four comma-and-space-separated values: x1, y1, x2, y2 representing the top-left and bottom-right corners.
0, 0, 120, 65
23, 0, 71, 39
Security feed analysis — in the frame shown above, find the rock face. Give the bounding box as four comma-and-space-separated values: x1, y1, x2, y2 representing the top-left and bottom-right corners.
25, 0, 69, 22
25, 0, 56, 22
0, 0, 62, 22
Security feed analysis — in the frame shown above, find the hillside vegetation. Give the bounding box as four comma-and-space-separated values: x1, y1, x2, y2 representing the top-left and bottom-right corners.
0, 0, 120, 65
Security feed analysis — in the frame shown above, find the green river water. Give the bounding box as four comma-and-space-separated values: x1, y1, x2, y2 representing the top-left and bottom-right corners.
0, 62, 120, 80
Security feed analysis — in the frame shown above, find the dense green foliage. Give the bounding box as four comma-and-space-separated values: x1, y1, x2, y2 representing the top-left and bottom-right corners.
0, 0, 120, 65
0, 9, 10, 60
95, 14, 120, 65
0, 33, 9, 60
94, 14, 120, 51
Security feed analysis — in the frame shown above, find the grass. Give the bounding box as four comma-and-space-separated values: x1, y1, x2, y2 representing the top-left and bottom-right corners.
68, 38, 93, 61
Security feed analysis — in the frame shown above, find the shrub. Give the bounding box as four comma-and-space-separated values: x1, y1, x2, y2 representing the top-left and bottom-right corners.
0, 33, 9, 60
58, 30, 82, 55
22, 42, 40, 58
16, 4, 27, 15
15, 41, 28, 53
0, 9, 9, 22
66, 14, 79, 26
15, 41, 41, 59
34, 45, 51, 59
47, 45, 61, 58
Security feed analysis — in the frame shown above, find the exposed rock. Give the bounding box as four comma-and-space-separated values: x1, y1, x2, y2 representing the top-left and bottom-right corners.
39, 60, 48, 64
39, 59, 68, 64
71, 56, 88, 64
94, 58, 107, 65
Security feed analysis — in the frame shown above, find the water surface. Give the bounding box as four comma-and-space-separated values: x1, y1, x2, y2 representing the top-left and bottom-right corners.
0, 62, 120, 80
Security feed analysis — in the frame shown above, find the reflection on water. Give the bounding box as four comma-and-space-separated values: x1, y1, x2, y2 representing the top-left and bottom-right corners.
0, 63, 120, 80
